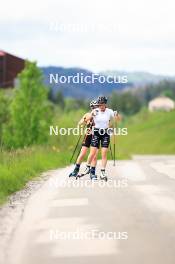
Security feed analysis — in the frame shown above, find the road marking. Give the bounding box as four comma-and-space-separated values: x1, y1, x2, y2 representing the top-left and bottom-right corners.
34, 217, 99, 244
115, 161, 146, 181
51, 239, 119, 257
135, 185, 175, 212
150, 162, 175, 180
51, 198, 89, 207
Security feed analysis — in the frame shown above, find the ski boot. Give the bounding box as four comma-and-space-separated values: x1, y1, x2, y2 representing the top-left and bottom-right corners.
90, 173, 98, 180
69, 168, 79, 179
100, 170, 108, 181
90, 167, 97, 180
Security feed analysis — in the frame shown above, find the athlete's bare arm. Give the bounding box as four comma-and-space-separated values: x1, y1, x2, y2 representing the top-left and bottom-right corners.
114, 112, 122, 122
78, 112, 92, 126
80, 111, 96, 124
109, 111, 121, 128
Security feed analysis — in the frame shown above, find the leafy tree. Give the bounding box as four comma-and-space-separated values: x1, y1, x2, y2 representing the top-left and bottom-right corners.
65, 98, 88, 112
161, 89, 173, 98
55, 91, 65, 108
0, 91, 10, 145
137, 80, 175, 103
3, 61, 53, 148
121, 92, 142, 115
109, 91, 142, 115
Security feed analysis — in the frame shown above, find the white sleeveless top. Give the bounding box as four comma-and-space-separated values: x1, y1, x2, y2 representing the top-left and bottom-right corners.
92, 108, 114, 129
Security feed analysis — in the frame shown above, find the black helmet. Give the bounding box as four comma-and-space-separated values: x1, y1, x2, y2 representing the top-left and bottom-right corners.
97, 96, 107, 104
90, 100, 98, 108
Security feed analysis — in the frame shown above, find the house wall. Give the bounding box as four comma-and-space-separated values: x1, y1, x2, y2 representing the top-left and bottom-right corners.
0, 52, 25, 88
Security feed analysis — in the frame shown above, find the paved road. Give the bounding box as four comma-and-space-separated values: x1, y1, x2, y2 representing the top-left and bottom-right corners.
7, 156, 175, 264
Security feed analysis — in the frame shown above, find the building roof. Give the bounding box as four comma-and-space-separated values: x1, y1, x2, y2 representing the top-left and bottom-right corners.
0, 50, 25, 62
149, 96, 174, 104
0, 50, 5, 56
149, 96, 175, 108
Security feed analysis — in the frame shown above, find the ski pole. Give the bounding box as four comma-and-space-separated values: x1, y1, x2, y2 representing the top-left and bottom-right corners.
73, 132, 89, 164
113, 120, 116, 167
73, 142, 82, 164
109, 142, 113, 161
70, 134, 83, 163
113, 138, 116, 166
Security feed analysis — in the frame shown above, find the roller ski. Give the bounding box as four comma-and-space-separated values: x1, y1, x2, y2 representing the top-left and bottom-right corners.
77, 165, 90, 178
100, 170, 108, 182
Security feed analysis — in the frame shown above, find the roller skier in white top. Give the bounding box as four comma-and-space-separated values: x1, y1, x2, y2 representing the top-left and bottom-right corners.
86, 96, 120, 180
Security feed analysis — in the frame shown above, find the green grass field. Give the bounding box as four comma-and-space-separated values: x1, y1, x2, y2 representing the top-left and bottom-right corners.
0, 146, 71, 204
117, 109, 175, 159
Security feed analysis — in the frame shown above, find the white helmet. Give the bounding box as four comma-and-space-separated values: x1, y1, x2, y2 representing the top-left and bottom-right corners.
90, 100, 98, 108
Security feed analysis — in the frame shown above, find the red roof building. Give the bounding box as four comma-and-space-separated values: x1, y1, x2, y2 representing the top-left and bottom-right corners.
0, 50, 25, 88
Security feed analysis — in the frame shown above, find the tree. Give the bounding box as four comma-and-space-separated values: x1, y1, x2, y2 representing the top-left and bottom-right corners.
121, 92, 142, 115
109, 91, 142, 115
65, 98, 88, 112
3, 61, 53, 148
162, 89, 173, 98
55, 91, 65, 108
0, 91, 10, 145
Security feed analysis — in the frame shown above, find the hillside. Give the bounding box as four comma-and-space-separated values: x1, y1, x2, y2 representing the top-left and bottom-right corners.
41, 66, 133, 99
40, 66, 175, 99
117, 109, 175, 159
101, 70, 175, 85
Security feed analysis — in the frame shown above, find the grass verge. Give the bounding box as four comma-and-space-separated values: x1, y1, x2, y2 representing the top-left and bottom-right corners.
0, 146, 70, 204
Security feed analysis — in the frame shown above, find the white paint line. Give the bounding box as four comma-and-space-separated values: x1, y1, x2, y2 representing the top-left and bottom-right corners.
34, 217, 99, 244
150, 162, 175, 180
135, 185, 175, 213
51, 239, 119, 257
51, 198, 89, 207
35, 217, 94, 231
116, 161, 146, 181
